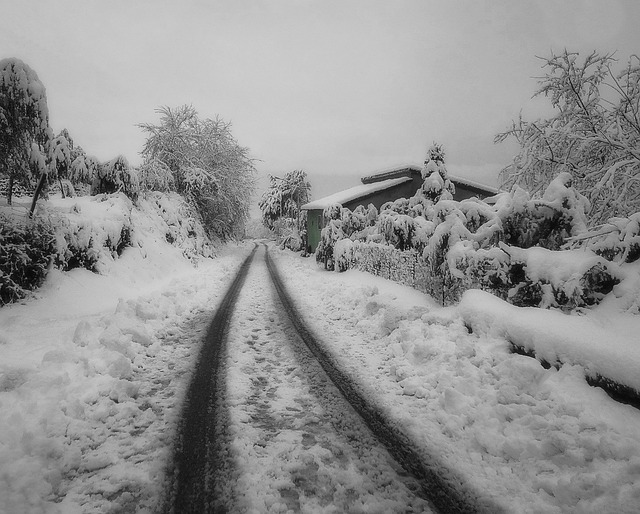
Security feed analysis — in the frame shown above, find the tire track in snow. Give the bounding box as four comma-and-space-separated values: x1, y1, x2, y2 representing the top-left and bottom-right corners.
165, 245, 258, 513
266, 248, 505, 514
219, 245, 435, 512
166, 243, 499, 513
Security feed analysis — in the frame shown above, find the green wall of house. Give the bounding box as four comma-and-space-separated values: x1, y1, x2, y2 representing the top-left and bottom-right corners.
306, 209, 323, 253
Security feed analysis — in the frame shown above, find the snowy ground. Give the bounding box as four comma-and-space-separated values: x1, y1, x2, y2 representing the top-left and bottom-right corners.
0, 227, 253, 513
272, 248, 640, 514
2, 212, 640, 513
219, 246, 434, 513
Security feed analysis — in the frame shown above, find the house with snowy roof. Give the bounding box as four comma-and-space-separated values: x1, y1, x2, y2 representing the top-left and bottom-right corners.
301, 164, 497, 252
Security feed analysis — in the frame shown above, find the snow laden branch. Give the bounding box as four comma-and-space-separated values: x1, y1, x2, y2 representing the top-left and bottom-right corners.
138, 105, 256, 240
497, 51, 640, 225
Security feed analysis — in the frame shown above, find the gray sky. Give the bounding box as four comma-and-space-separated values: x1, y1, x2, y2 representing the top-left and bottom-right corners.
2, 0, 639, 200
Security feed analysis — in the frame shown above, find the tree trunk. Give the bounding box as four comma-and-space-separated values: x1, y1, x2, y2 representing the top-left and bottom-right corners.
29, 172, 47, 218
7, 175, 13, 205
58, 177, 66, 199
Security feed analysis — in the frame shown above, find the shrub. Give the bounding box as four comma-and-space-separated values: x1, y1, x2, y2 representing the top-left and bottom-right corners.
323, 169, 622, 309
0, 214, 55, 305
274, 217, 304, 252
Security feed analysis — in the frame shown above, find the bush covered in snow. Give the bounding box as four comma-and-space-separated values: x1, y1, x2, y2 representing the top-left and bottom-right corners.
70, 151, 100, 190
0, 191, 215, 306
447, 243, 621, 309
0, 213, 55, 305
505, 246, 620, 308
137, 158, 175, 193
139, 191, 214, 260
273, 216, 306, 252
317, 144, 628, 310
45, 194, 134, 273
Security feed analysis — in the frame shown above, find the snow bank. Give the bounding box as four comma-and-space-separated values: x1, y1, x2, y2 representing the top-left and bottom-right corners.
37, 191, 214, 275
459, 289, 640, 393
40, 193, 134, 273
506, 246, 613, 286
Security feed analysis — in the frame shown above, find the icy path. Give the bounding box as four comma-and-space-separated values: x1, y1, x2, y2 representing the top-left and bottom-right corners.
219, 245, 434, 513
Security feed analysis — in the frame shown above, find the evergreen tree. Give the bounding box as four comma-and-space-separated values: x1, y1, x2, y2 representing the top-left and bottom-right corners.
419, 143, 455, 203
49, 130, 72, 197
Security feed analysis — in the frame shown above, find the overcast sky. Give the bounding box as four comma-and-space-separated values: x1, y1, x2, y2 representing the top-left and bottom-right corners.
2, 0, 639, 200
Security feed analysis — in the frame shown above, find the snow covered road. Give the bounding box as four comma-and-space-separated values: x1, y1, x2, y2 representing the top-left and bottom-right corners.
222, 245, 435, 512
168, 245, 440, 513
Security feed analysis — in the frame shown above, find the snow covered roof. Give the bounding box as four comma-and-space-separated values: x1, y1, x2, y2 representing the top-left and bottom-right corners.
361, 163, 499, 195
360, 163, 422, 184
302, 164, 498, 212
301, 177, 411, 210
449, 174, 499, 195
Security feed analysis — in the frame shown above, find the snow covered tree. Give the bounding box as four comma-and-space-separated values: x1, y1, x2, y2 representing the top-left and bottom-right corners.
419, 143, 455, 204
139, 105, 256, 239
70, 151, 99, 187
497, 50, 640, 225
315, 204, 345, 269
91, 155, 139, 200
0, 58, 52, 205
259, 169, 311, 230
259, 169, 311, 251
49, 130, 73, 197
137, 157, 174, 192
